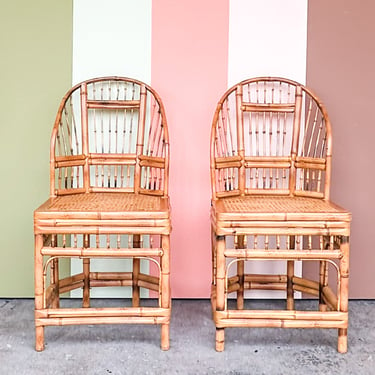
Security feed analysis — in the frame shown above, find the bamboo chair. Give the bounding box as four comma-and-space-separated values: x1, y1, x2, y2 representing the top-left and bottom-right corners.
210, 77, 351, 352
34, 77, 171, 351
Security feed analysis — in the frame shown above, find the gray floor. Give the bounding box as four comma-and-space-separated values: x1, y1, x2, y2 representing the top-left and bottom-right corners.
1, 299, 374, 374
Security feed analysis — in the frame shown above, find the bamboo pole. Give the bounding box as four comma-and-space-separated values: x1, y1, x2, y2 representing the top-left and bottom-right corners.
338, 236, 350, 353
215, 317, 347, 329
132, 235, 141, 307
215, 235, 226, 351
216, 328, 225, 352
322, 285, 338, 310
37, 306, 170, 318
236, 85, 245, 195
36, 316, 169, 326
244, 274, 287, 283
34, 234, 45, 351
236, 235, 245, 310
287, 236, 295, 310
160, 234, 170, 350
292, 276, 319, 290
82, 258, 90, 308
41, 248, 163, 257
51, 257, 60, 308
216, 309, 346, 321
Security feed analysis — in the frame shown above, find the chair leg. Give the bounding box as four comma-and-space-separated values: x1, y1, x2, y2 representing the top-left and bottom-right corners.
50, 257, 60, 308
236, 235, 245, 310
237, 260, 244, 310
216, 328, 225, 352
35, 326, 45, 352
338, 236, 350, 353
34, 234, 45, 351
160, 234, 170, 350
132, 234, 141, 307
82, 258, 90, 308
161, 323, 170, 351
286, 260, 295, 310
132, 258, 140, 307
215, 235, 226, 351
287, 235, 295, 310
82, 234, 90, 308
319, 260, 328, 312
338, 328, 348, 354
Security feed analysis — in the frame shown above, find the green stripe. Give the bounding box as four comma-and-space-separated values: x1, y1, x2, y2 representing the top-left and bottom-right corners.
0, 0, 73, 296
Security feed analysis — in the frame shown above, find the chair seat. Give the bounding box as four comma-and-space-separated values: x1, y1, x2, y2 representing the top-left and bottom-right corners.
212, 195, 351, 235
34, 192, 171, 234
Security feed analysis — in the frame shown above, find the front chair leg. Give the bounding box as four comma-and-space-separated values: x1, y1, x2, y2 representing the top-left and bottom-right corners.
215, 235, 226, 351
216, 328, 225, 352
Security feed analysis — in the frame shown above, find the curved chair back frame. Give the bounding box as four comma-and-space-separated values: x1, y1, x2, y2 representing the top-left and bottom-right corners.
210, 77, 332, 200
50, 76, 169, 198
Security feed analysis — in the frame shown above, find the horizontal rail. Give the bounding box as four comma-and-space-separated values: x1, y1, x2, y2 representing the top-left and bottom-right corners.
41, 247, 163, 257
241, 102, 296, 113
86, 99, 140, 109
224, 249, 342, 259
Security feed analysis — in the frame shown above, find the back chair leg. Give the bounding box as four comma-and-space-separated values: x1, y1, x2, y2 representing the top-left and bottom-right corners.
132, 235, 141, 307
82, 234, 90, 308
286, 260, 295, 310
51, 257, 60, 308
236, 235, 245, 310
82, 258, 90, 308
286, 235, 295, 310
237, 260, 245, 310
319, 260, 329, 312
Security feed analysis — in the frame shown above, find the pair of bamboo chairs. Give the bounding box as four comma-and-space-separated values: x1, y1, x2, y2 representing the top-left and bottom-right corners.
34, 76, 351, 353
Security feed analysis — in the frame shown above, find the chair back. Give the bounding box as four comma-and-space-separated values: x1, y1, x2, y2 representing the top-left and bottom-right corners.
210, 77, 332, 200
50, 77, 169, 197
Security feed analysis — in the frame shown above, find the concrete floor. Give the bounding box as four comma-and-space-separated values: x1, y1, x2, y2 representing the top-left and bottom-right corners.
0, 299, 374, 374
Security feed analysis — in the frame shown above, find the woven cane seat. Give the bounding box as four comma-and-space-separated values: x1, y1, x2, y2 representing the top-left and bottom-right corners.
213, 196, 351, 221
35, 193, 170, 218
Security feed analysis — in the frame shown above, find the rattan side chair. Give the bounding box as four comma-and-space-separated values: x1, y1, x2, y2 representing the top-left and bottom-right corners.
210, 77, 351, 352
34, 77, 171, 351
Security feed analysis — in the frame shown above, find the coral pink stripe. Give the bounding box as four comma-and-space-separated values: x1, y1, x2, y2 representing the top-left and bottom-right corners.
152, 0, 229, 297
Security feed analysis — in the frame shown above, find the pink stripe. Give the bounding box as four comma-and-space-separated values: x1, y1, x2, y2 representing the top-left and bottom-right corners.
152, 0, 229, 297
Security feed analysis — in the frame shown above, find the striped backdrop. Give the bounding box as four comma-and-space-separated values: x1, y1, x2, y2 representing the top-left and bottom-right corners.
1, 0, 373, 298
70, 0, 308, 298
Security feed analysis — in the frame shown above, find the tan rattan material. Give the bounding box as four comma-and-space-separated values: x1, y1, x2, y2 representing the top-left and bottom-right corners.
34, 77, 171, 351
210, 77, 351, 353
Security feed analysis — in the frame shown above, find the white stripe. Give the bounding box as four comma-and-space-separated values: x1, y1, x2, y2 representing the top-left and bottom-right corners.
72, 0, 152, 84
228, 0, 308, 298
71, 0, 152, 297
228, 0, 308, 86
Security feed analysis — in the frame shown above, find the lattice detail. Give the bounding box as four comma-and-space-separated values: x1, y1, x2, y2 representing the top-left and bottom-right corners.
51, 77, 169, 196
211, 77, 331, 198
